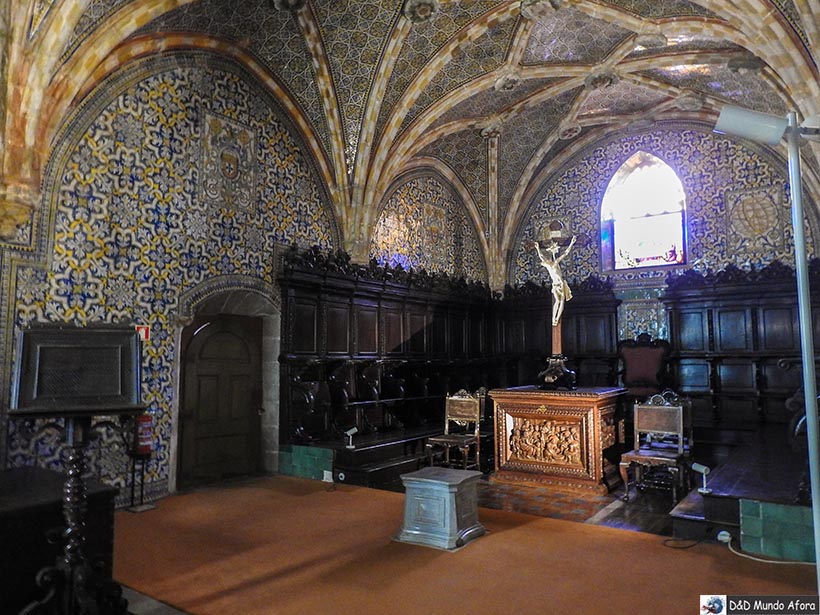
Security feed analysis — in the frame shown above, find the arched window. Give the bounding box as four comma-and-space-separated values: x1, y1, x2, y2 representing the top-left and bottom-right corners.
600, 151, 686, 271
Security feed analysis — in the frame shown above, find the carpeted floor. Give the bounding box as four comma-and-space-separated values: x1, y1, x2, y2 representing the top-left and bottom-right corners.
114, 475, 817, 615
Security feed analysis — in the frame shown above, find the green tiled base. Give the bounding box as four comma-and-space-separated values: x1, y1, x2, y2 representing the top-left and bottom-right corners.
279, 445, 334, 481
740, 499, 815, 562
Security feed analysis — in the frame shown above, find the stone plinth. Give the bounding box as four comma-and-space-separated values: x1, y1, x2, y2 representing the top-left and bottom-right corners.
394, 467, 485, 550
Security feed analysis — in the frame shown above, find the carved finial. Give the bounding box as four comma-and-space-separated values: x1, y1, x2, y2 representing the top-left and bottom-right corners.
480, 121, 502, 139
558, 121, 581, 140
403, 0, 439, 23
634, 31, 667, 49
727, 55, 765, 74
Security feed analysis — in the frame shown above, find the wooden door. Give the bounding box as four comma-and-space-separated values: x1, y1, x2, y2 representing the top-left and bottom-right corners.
179, 315, 262, 488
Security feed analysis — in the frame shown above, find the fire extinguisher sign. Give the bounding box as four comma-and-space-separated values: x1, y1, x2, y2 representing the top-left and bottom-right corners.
135, 325, 150, 341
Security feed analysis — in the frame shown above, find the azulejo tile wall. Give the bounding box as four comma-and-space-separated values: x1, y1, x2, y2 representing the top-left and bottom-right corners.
2, 51, 492, 498
370, 173, 487, 282
4, 54, 338, 495
512, 125, 817, 340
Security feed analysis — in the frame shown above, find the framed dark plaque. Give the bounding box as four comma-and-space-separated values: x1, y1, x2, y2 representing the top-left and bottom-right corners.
10, 324, 143, 417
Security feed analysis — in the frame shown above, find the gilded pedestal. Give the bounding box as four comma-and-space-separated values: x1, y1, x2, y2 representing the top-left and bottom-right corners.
489, 386, 624, 493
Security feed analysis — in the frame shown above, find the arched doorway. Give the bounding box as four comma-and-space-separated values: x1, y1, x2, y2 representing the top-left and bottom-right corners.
174, 279, 280, 491
178, 315, 263, 488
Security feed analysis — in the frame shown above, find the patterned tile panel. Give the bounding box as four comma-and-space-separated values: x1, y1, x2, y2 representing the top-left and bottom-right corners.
398, 16, 517, 137
7, 56, 336, 490
497, 88, 581, 220
130, 0, 331, 155
511, 124, 813, 292
578, 79, 670, 118
370, 174, 486, 282
640, 65, 789, 116
311, 0, 401, 175
522, 6, 633, 66
376, 0, 505, 142
432, 76, 565, 128
419, 129, 488, 221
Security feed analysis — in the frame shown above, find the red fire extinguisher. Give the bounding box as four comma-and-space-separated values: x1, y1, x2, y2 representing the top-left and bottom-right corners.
134, 413, 153, 458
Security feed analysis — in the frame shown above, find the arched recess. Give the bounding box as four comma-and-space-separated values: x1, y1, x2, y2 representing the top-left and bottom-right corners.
507, 121, 820, 289
43, 49, 342, 253
370, 167, 489, 284
173, 275, 280, 492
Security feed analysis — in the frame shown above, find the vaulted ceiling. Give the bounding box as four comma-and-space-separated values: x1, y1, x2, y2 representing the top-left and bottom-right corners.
3, 0, 820, 282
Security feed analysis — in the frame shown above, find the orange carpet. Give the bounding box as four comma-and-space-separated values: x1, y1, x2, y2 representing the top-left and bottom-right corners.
114, 475, 817, 615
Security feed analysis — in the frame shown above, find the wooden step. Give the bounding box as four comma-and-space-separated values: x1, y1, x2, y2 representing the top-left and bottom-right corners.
670, 425, 807, 541
333, 455, 424, 488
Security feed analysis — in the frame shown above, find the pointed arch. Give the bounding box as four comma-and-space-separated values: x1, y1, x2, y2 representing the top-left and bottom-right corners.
600, 151, 686, 271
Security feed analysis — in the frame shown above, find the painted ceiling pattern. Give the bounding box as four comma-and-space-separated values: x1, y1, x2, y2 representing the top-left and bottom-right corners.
522, 6, 631, 65
375, 0, 505, 141
397, 16, 519, 136
41, 0, 820, 290
420, 129, 489, 222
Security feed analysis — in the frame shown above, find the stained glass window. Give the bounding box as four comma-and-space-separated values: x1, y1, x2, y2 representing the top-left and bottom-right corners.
600, 151, 686, 271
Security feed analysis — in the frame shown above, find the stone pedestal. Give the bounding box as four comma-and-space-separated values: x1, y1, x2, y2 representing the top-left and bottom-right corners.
395, 467, 485, 550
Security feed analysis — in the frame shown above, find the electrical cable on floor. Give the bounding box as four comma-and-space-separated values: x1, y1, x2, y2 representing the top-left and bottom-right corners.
662, 536, 707, 549
725, 539, 815, 565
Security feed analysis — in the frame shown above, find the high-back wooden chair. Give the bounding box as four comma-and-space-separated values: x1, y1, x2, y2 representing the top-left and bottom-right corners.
426, 389, 481, 470
619, 394, 692, 503
617, 333, 672, 441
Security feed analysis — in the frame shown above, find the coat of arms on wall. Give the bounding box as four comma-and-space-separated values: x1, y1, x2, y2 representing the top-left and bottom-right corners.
200, 110, 256, 211
424, 203, 448, 271
723, 186, 784, 254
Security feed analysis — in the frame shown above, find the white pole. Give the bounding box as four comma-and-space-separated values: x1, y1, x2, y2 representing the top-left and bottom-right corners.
785, 112, 820, 589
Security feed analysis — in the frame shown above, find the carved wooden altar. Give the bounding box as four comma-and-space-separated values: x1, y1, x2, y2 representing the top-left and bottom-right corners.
489, 386, 624, 493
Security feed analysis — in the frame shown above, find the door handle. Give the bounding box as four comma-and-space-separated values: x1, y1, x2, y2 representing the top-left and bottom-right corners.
257, 407, 266, 416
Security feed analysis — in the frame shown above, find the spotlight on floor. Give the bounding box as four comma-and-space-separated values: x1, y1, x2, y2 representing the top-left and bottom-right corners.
691, 462, 711, 495
344, 427, 358, 449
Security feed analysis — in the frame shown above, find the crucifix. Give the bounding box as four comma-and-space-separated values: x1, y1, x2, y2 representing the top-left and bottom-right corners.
528, 224, 578, 389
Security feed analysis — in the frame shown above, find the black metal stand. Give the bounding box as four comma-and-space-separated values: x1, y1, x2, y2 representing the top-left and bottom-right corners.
128, 454, 154, 512
17, 417, 129, 615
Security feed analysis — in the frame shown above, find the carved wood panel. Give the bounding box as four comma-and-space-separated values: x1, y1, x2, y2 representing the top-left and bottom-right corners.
489, 386, 623, 493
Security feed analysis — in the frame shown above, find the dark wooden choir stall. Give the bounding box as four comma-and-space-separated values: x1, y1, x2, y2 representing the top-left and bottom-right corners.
278, 246, 625, 490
